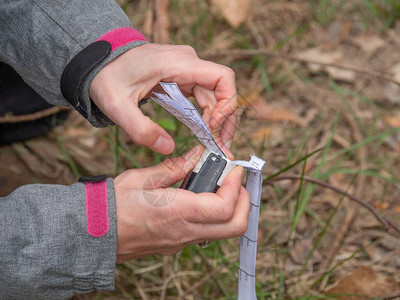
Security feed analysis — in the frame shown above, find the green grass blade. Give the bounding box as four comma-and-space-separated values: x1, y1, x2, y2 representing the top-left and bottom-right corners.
264, 147, 324, 182
291, 114, 339, 237
309, 236, 383, 290
322, 167, 400, 184
299, 175, 358, 276
102, 134, 142, 169
327, 127, 400, 161
290, 159, 307, 235
52, 118, 81, 179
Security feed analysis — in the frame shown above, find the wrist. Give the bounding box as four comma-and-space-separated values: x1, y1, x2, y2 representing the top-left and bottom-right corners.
60, 27, 147, 125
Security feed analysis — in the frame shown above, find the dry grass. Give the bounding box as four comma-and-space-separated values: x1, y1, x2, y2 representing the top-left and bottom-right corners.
1, 0, 400, 299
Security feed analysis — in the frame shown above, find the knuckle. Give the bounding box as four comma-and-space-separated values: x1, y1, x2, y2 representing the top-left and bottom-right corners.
161, 157, 186, 176
235, 219, 248, 236
180, 45, 197, 55
132, 129, 149, 143
230, 214, 248, 237
223, 101, 237, 115
220, 202, 236, 222
224, 66, 236, 79
161, 157, 176, 172
170, 237, 183, 249
131, 122, 152, 142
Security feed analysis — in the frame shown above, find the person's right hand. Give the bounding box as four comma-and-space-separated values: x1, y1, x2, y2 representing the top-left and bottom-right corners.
90, 43, 238, 159
113, 146, 249, 263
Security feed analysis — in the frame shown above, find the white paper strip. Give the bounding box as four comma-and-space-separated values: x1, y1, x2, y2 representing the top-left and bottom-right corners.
238, 170, 263, 300
150, 82, 266, 300
153, 82, 225, 157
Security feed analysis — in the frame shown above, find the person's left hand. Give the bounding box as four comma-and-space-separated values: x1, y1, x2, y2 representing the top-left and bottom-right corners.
114, 146, 249, 262
89, 43, 237, 159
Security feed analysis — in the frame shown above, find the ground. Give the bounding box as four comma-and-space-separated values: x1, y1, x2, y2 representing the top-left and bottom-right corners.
1, 0, 400, 299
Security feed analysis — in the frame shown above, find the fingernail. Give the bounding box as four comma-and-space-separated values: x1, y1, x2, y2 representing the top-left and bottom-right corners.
237, 166, 244, 178
223, 145, 234, 160
224, 139, 232, 149
153, 135, 175, 154
183, 147, 197, 160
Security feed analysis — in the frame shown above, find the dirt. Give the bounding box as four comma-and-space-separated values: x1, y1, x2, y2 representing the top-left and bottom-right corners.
2, 0, 400, 299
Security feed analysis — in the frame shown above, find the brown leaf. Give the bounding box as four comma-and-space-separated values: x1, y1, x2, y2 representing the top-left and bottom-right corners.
238, 90, 263, 107
250, 98, 300, 124
63, 127, 90, 138
289, 238, 322, 265
373, 201, 389, 210
391, 62, 400, 82
383, 115, 400, 128
12, 141, 69, 179
297, 47, 356, 82
354, 213, 381, 230
383, 63, 400, 104
211, 0, 250, 29
324, 266, 397, 300
208, 31, 234, 52
352, 34, 385, 55
251, 127, 273, 142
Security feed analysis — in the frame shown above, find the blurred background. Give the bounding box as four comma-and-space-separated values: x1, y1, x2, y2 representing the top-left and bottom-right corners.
1, 0, 400, 299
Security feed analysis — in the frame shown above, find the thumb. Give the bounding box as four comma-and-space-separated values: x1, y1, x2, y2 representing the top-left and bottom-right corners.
115, 146, 204, 190
142, 146, 204, 189
120, 105, 175, 155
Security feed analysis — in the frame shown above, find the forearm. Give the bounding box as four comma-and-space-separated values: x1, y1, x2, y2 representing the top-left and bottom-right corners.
0, 0, 146, 126
0, 179, 117, 299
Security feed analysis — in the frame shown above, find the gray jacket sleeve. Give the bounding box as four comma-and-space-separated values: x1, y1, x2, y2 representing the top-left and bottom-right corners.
0, 0, 147, 126
0, 1, 145, 298
0, 179, 117, 299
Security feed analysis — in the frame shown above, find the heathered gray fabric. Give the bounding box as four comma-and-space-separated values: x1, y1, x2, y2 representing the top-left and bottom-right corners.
0, 0, 151, 297
0, 179, 117, 299
0, 0, 147, 126
79, 41, 148, 126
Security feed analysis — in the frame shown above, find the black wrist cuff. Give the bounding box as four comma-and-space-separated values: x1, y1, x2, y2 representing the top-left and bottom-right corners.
79, 174, 107, 183
60, 41, 111, 118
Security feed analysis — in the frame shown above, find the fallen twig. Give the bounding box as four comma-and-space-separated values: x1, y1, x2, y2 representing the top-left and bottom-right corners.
0, 106, 70, 124
319, 109, 368, 288
266, 175, 400, 235
200, 49, 400, 86
177, 264, 228, 300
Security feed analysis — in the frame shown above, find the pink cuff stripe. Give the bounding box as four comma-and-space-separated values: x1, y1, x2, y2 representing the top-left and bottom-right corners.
96, 27, 146, 52
84, 181, 109, 237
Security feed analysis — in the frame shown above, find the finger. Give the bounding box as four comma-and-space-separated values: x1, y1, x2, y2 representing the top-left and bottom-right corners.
191, 61, 236, 105
219, 111, 238, 148
215, 166, 243, 204
179, 166, 244, 224
190, 66, 237, 142
192, 62, 236, 132
164, 59, 236, 128
125, 105, 176, 154
142, 145, 204, 189
212, 135, 234, 160
196, 186, 250, 240
222, 145, 234, 160
115, 146, 204, 189
193, 85, 217, 113
209, 95, 237, 132
98, 93, 175, 154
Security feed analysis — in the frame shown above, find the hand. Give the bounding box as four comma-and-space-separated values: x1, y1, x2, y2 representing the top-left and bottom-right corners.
90, 43, 237, 158
113, 146, 249, 263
